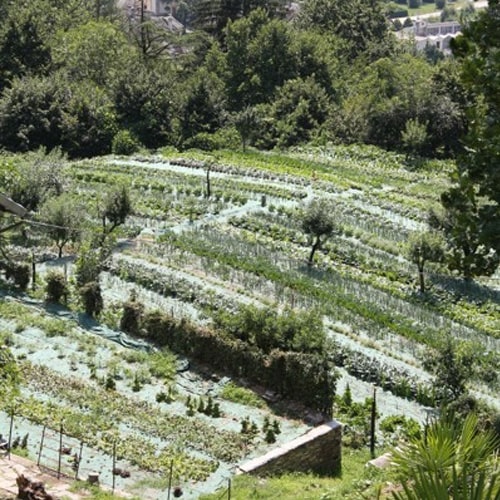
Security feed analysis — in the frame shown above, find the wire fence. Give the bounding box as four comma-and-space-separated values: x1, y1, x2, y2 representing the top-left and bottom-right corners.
0, 411, 162, 497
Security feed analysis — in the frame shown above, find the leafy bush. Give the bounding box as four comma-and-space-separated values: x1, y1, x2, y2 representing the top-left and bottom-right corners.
220, 382, 266, 408
45, 270, 69, 303
138, 308, 336, 413
79, 281, 103, 317
4, 262, 30, 291
380, 415, 421, 441
120, 293, 144, 335
112, 130, 141, 156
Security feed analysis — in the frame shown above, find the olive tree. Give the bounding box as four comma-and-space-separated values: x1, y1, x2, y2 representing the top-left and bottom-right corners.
407, 231, 444, 293
39, 194, 83, 258
301, 198, 338, 266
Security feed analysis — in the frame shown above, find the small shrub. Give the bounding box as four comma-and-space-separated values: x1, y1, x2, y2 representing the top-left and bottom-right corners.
79, 281, 103, 317
112, 130, 141, 155
105, 372, 116, 391
5, 262, 30, 291
45, 271, 69, 303
120, 293, 144, 335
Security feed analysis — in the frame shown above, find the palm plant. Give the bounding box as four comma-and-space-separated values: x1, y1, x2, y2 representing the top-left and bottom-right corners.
392, 413, 500, 499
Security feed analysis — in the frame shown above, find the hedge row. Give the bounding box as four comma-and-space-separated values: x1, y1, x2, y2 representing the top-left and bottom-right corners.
124, 303, 337, 415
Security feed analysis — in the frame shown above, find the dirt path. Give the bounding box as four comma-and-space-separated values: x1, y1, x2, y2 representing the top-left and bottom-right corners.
0, 454, 82, 499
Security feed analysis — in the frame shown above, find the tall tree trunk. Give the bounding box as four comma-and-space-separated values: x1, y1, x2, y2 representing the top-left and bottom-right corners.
308, 236, 321, 266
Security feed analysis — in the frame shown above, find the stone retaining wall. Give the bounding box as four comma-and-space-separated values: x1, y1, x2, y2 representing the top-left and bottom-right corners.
238, 420, 341, 476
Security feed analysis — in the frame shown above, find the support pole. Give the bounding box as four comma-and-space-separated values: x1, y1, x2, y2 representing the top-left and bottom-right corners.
370, 386, 377, 459
57, 421, 63, 479
31, 252, 36, 291
37, 424, 46, 467
7, 409, 14, 460
167, 459, 173, 500
228, 478, 231, 500
75, 441, 83, 479
112, 441, 116, 494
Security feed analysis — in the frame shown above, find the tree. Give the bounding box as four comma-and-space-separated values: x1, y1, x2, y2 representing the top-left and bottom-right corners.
112, 63, 173, 149
0, 149, 66, 211
0, 15, 51, 89
270, 77, 331, 148
51, 21, 137, 88
301, 198, 337, 266
392, 413, 500, 500
424, 334, 474, 403
0, 75, 65, 153
0, 345, 20, 402
296, 0, 393, 61
407, 231, 444, 293
232, 106, 259, 151
60, 81, 117, 158
430, 173, 499, 280
179, 70, 225, 145
401, 119, 428, 161
39, 194, 83, 258
100, 186, 132, 242
446, 0, 500, 264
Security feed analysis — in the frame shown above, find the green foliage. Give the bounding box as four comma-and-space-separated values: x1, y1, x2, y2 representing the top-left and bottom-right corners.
213, 303, 326, 354
220, 381, 266, 408
380, 415, 421, 441
0, 344, 20, 401
111, 130, 141, 156
301, 198, 338, 265
112, 63, 174, 149
101, 185, 132, 237
0, 14, 51, 88
79, 281, 103, 317
407, 231, 444, 292
148, 350, 176, 381
392, 413, 500, 499
39, 194, 83, 258
120, 292, 144, 336
0, 148, 66, 211
74, 242, 108, 287
424, 334, 474, 403
51, 21, 136, 87
270, 77, 331, 148
296, 0, 393, 61
45, 270, 69, 304
401, 118, 428, 160
449, 0, 500, 262
430, 174, 499, 279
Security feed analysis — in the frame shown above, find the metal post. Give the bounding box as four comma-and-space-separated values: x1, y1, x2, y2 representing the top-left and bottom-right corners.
370, 386, 377, 459
7, 409, 14, 460
75, 441, 83, 479
228, 478, 231, 500
167, 459, 173, 500
57, 421, 63, 479
112, 441, 116, 494
31, 252, 36, 291
37, 425, 46, 466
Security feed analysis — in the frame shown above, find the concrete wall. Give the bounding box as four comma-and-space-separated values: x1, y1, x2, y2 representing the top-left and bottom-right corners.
238, 420, 342, 476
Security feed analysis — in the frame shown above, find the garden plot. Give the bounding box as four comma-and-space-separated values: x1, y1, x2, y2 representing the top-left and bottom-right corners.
0, 296, 311, 499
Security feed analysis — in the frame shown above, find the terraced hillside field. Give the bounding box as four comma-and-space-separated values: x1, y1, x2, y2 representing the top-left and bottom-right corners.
1, 145, 499, 498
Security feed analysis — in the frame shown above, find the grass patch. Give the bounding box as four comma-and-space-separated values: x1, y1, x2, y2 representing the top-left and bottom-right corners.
68, 481, 141, 499
199, 449, 393, 499
220, 381, 267, 409
148, 349, 176, 381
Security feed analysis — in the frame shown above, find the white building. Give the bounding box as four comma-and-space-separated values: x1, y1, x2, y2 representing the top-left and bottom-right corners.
397, 19, 462, 52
